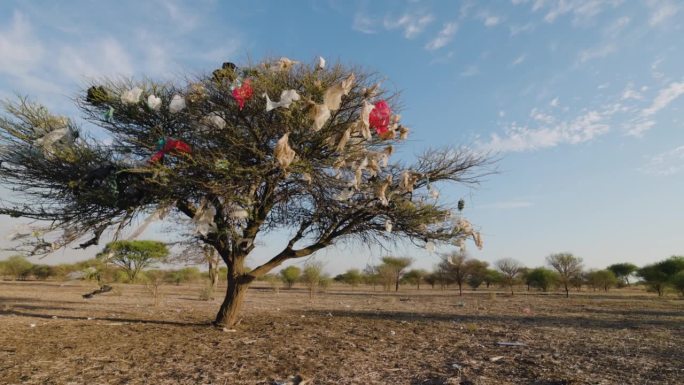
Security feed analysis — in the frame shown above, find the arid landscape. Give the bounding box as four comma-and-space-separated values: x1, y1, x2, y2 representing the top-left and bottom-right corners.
1, 281, 682, 385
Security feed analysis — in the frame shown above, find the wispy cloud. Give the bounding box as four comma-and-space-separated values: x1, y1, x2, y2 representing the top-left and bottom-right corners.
641, 82, 684, 117
647, 0, 679, 26
479, 107, 616, 152
509, 23, 534, 36
460, 65, 480, 77
352, 13, 377, 34
478, 11, 502, 28
425, 22, 457, 50
0, 11, 44, 78
384, 12, 434, 39
526, 0, 623, 24
511, 54, 526, 66
639, 146, 684, 176
577, 44, 616, 64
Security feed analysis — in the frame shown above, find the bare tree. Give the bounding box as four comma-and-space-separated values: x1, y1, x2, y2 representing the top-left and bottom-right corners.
440, 252, 468, 296
0, 58, 492, 327
496, 258, 524, 295
547, 253, 583, 298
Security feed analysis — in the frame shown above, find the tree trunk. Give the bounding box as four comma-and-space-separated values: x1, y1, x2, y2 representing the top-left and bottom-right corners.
458, 283, 463, 296
214, 258, 249, 327
395, 278, 400, 292
208, 258, 219, 290
564, 283, 569, 298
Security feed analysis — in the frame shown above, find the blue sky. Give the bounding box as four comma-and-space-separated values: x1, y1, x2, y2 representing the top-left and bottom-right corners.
1, 0, 683, 273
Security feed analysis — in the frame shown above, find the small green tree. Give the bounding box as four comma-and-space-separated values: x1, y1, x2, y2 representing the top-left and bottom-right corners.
403, 269, 428, 290
586, 269, 618, 292
483, 268, 503, 289
335, 268, 363, 289
0, 256, 33, 280
97, 240, 169, 282
280, 266, 301, 289
496, 258, 524, 295
547, 252, 583, 298
671, 271, 684, 297
464, 259, 489, 290
378, 256, 413, 292
301, 262, 326, 299
526, 267, 557, 292
607, 263, 638, 287
637, 256, 684, 296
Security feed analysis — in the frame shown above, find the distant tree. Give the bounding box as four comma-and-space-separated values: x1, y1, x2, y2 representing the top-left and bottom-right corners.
424, 271, 439, 289
586, 269, 618, 292
672, 271, 684, 297
496, 258, 524, 295
519, 267, 532, 291
379, 256, 412, 292
362, 264, 381, 290
300, 262, 326, 299
637, 256, 684, 296
335, 268, 363, 289
607, 263, 638, 287
547, 252, 583, 298
30, 264, 53, 280
0, 256, 33, 280
279, 266, 301, 289
403, 269, 428, 290
97, 240, 169, 282
440, 252, 469, 295
526, 267, 557, 292
483, 268, 503, 289
165, 267, 201, 285
464, 259, 489, 290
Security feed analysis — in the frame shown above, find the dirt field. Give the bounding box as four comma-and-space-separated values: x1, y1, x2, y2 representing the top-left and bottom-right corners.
1, 281, 682, 385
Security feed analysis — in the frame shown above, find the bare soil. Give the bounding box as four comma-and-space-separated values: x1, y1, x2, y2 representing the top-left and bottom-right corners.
1, 281, 682, 385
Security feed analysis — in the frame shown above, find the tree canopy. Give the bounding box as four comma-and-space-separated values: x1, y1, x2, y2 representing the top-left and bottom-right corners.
0, 57, 491, 326
97, 240, 169, 282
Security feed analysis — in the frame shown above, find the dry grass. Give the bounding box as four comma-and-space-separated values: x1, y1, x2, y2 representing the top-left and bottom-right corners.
0, 281, 683, 385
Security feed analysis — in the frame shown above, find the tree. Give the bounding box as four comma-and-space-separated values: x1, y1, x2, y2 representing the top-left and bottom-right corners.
279, 266, 301, 289
335, 268, 362, 289
0, 256, 33, 280
607, 263, 638, 287
378, 256, 412, 292
496, 258, 524, 295
586, 269, 618, 292
97, 240, 168, 282
483, 269, 503, 289
0, 58, 491, 327
547, 253, 583, 298
464, 259, 488, 290
440, 252, 468, 296
526, 267, 557, 292
672, 271, 684, 297
424, 271, 439, 289
403, 269, 428, 290
300, 262, 326, 299
30, 264, 54, 280
637, 256, 684, 296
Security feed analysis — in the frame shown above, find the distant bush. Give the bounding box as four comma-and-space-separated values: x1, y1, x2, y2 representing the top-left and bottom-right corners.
165, 267, 202, 285
637, 256, 684, 296
525, 267, 558, 292
0, 256, 33, 280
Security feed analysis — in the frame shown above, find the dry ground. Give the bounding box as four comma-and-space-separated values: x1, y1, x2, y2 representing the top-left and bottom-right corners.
1, 281, 682, 385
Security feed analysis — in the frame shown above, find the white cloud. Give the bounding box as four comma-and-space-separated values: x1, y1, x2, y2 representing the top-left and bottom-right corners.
647, 0, 679, 26
425, 22, 457, 50
577, 44, 616, 64
384, 13, 434, 39
641, 82, 684, 117
480, 108, 613, 152
527, 0, 623, 24
621, 84, 643, 100
58, 38, 134, 82
483, 15, 501, 27
352, 13, 377, 34
639, 146, 684, 176
625, 119, 655, 137
605, 16, 630, 37
0, 11, 44, 77
509, 23, 534, 37
460, 65, 479, 77
550, 97, 559, 107
511, 54, 526, 66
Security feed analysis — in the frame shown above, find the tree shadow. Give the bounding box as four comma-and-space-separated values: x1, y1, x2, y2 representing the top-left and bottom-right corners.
303, 309, 684, 330
0, 308, 211, 328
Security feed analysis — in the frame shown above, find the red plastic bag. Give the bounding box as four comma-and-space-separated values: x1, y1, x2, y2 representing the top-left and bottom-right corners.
369, 100, 391, 135
232, 79, 253, 110
149, 138, 192, 163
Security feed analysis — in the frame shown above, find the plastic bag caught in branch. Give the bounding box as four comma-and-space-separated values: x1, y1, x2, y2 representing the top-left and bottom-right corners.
231, 79, 253, 110
272, 57, 299, 71
324, 73, 355, 111
369, 100, 392, 135
169, 95, 186, 113
193, 199, 217, 237
400, 170, 419, 193
399, 126, 409, 140
316, 56, 326, 70
149, 138, 192, 164
385, 219, 393, 233
336, 127, 352, 153
274, 133, 296, 170
147, 95, 162, 111
309, 103, 331, 131
200, 113, 226, 130
264, 89, 301, 111
128, 205, 173, 239
121, 87, 143, 105
376, 175, 392, 206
